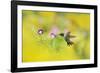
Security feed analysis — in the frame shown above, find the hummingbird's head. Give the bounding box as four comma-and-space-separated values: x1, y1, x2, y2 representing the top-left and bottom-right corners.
59, 33, 64, 37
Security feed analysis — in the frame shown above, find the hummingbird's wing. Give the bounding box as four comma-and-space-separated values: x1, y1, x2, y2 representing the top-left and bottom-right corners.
69, 35, 76, 38
65, 32, 75, 45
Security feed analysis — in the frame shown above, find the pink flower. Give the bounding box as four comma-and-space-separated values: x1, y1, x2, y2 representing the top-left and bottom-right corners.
49, 26, 59, 38
38, 29, 43, 35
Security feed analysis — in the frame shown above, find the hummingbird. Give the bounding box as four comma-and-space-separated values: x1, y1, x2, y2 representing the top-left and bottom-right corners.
59, 32, 76, 45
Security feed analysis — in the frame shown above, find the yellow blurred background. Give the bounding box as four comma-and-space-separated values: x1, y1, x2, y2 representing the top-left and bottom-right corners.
22, 10, 90, 62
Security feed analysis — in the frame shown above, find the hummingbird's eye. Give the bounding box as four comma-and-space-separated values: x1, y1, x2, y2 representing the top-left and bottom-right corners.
38, 29, 44, 35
